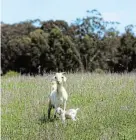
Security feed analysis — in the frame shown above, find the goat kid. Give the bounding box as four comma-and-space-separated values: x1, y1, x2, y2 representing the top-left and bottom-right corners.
56, 107, 79, 122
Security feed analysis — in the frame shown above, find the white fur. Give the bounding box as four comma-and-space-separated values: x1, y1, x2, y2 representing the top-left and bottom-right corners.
51, 80, 57, 91
48, 72, 68, 120
56, 107, 79, 121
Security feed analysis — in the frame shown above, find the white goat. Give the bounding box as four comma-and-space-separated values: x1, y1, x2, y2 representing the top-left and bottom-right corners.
56, 107, 79, 121
48, 72, 68, 119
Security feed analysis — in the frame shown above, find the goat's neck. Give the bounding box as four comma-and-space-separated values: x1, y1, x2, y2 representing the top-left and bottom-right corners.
57, 83, 64, 94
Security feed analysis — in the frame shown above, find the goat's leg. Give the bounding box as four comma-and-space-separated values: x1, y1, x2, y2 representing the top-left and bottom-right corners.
48, 102, 52, 119
54, 105, 57, 118
72, 116, 76, 121
54, 110, 57, 118
64, 101, 66, 111
48, 107, 52, 119
62, 101, 66, 121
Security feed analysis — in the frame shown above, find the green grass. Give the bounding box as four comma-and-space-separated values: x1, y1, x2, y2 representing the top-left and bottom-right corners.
1, 73, 136, 140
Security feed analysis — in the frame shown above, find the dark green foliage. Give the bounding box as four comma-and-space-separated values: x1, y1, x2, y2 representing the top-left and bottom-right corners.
1, 10, 136, 75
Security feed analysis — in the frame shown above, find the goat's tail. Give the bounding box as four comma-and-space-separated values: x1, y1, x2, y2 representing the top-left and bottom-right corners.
76, 108, 80, 112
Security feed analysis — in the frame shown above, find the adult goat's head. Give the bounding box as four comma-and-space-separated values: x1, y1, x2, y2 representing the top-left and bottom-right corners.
53, 72, 67, 84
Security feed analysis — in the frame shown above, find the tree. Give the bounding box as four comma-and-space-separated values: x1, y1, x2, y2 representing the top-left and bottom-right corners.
1, 10, 136, 74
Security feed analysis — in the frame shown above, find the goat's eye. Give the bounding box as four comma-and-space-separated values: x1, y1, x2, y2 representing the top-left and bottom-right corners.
55, 76, 56, 79
62, 77, 64, 78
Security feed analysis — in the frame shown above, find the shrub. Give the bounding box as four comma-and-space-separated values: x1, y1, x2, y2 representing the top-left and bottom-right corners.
4, 71, 20, 77
94, 68, 105, 74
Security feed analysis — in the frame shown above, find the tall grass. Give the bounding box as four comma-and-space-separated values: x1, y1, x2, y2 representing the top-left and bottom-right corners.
1, 73, 136, 140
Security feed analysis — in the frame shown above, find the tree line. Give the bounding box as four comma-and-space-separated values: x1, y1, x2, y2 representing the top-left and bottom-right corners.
1, 9, 136, 75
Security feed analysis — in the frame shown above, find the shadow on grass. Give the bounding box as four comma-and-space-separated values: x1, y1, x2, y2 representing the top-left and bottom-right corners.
39, 114, 59, 124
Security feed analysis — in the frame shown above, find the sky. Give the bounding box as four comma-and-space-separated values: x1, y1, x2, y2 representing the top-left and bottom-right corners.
1, 0, 136, 33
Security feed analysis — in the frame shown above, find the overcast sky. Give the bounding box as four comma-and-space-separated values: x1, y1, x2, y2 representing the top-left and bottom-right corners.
1, 0, 136, 33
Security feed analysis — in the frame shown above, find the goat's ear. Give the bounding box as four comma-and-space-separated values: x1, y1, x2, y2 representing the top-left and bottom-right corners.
63, 76, 67, 82
62, 72, 66, 75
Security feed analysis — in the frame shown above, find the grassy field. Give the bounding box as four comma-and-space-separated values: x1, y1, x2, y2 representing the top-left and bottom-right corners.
1, 73, 136, 140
